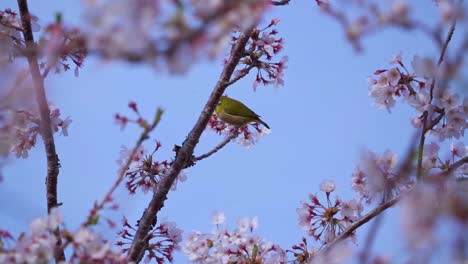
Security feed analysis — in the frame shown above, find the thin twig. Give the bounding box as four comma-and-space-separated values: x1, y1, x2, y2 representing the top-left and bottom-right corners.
194, 131, 239, 162
41, 64, 53, 79
437, 21, 456, 66
271, 0, 290, 6
416, 112, 428, 180
224, 65, 255, 87
443, 156, 468, 176
324, 132, 462, 254
83, 109, 164, 226
322, 197, 399, 252
416, 18, 455, 179
417, 107, 446, 180
127, 25, 256, 262
429, 19, 457, 102
88, 3, 245, 63
17, 0, 65, 261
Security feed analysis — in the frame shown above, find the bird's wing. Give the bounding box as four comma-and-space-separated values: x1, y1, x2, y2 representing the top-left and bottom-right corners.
222, 101, 260, 118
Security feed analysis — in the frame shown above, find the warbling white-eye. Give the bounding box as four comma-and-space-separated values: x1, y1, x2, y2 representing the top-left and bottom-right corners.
215, 95, 270, 129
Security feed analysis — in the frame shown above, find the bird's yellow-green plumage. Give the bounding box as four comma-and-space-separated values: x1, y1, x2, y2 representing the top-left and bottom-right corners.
215, 95, 270, 129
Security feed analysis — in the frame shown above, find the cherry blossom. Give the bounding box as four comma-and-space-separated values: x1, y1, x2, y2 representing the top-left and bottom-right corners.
117, 217, 182, 263
297, 181, 362, 244
183, 214, 286, 263
351, 149, 412, 203
207, 114, 271, 147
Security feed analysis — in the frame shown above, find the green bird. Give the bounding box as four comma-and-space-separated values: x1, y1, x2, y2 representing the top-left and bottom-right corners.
215, 95, 270, 129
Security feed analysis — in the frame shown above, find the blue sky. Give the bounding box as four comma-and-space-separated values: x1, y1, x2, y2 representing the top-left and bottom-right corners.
1, 1, 464, 263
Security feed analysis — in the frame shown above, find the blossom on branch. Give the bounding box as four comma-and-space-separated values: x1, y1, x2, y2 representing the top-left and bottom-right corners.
117, 218, 182, 264
368, 53, 467, 142
183, 213, 286, 263
7, 104, 71, 159
401, 180, 467, 257
207, 114, 271, 147
351, 149, 411, 203
230, 19, 288, 90
297, 180, 362, 244
83, 0, 271, 72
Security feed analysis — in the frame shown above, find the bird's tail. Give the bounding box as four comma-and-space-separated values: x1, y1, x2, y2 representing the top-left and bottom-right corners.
258, 119, 270, 129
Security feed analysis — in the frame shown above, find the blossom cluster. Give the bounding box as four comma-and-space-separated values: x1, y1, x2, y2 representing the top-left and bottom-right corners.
184, 212, 286, 263
401, 179, 467, 258
116, 142, 187, 194
297, 180, 363, 244
40, 20, 86, 77
4, 105, 71, 159
0, 209, 126, 263
117, 217, 182, 264
368, 53, 467, 142
113, 101, 184, 194
0, 209, 60, 263
231, 19, 288, 90
0, 8, 40, 62
83, 0, 270, 72
421, 141, 467, 175
0, 9, 84, 77
351, 149, 413, 203
315, 0, 464, 50
288, 237, 354, 264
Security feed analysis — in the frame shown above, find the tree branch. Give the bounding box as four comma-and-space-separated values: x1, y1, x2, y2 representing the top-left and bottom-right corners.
17, 0, 65, 261
416, 112, 428, 180
429, 19, 456, 102
84, 109, 164, 226
322, 197, 399, 252
271, 0, 290, 6
194, 130, 239, 162
127, 25, 256, 262
224, 65, 255, 87
444, 156, 468, 176
416, 109, 446, 179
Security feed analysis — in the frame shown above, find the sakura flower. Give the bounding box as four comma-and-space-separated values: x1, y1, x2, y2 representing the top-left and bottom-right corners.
0, 210, 67, 263
352, 149, 410, 203
438, 1, 459, 23
117, 218, 180, 263
319, 179, 336, 193
346, 19, 364, 41
400, 182, 457, 249
159, 220, 183, 248
390, 0, 409, 21
369, 84, 396, 112
438, 90, 461, 110
405, 91, 430, 113
238, 217, 258, 232
421, 142, 440, 169
60, 117, 72, 136
297, 183, 360, 244
400, 176, 467, 256
211, 211, 226, 225
450, 141, 466, 158
47, 106, 73, 136
410, 116, 423, 128
411, 55, 436, 80
390, 51, 403, 65
183, 214, 286, 263
256, 31, 276, 56
73, 227, 126, 262
387, 68, 401, 86
116, 145, 146, 173
340, 199, 363, 221
433, 107, 467, 141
